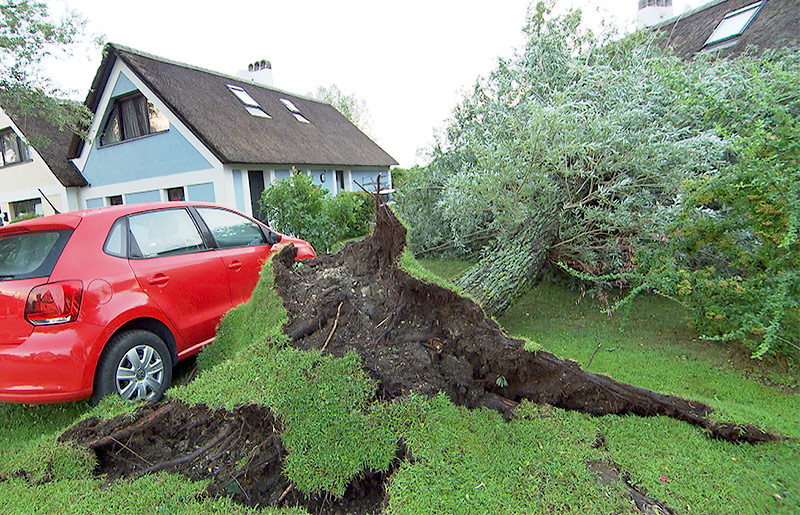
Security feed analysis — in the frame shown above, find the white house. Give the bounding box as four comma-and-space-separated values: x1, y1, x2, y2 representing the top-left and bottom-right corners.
66, 44, 397, 220
0, 106, 87, 223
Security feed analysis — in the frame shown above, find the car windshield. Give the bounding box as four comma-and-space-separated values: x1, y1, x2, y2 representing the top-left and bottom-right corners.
0, 230, 69, 280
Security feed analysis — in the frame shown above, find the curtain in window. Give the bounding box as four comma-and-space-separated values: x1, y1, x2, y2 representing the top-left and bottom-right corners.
120, 96, 150, 139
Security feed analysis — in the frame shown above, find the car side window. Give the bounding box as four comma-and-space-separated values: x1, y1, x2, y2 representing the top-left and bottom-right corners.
128, 209, 205, 258
103, 218, 128, 258
196, 207, 266, 249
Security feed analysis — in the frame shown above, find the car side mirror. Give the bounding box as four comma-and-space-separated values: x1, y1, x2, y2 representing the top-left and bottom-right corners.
266, 230, 281, 245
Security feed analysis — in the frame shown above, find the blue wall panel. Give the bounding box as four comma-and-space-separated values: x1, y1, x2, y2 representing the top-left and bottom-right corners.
82, 126, 212, 187
125, 190, 161, 204
111, 72, 137, 98
311, 169, 334, 193
274, 169, 291, 182
85, 197, 104, 208
187, 182, 215, 202
232, 170, 244, 211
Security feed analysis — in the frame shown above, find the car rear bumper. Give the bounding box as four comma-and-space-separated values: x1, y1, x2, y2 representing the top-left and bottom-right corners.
0, 325, 102, 404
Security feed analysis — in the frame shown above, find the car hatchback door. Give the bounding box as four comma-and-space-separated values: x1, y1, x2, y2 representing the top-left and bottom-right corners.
126, 208, 232, 349
0, 229, 73, 345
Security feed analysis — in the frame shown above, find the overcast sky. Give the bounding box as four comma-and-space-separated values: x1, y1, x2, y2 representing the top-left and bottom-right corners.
48, 0, 705, 167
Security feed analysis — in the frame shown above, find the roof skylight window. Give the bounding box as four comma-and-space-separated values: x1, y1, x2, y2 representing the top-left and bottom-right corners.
704, 1, 763, 47
279, 98, 310, 123
227, 84, 270, 118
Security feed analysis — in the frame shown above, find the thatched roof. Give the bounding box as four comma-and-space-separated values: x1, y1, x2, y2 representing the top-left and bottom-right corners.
71, 44, 397, 168
5, 107, 88, 187
655, 0, 799, 58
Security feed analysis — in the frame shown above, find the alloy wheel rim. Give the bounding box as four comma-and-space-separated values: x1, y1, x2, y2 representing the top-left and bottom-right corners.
115, 344, 165, 401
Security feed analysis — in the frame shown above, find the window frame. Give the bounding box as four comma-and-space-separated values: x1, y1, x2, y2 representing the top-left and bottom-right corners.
98, 92, 170, 148
0, 128, 32, 168
703, 1, 764, 49
279, 98, 310, 123
227, 84, 271, 118
10, 198, 43, 219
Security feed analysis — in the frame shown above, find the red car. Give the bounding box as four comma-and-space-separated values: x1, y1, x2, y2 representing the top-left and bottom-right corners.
0, 202, 314, 404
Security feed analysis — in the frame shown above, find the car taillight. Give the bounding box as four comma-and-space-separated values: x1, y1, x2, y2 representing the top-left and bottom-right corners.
25, 281, 83, 326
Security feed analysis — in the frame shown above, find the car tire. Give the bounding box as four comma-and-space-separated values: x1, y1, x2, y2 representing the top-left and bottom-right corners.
92, 330, 173, 404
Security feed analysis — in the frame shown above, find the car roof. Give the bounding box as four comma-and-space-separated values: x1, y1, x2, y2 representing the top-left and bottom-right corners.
0, 202, 230, 234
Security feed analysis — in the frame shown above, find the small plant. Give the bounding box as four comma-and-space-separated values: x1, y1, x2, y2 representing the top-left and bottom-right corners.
9, 212, 42, 224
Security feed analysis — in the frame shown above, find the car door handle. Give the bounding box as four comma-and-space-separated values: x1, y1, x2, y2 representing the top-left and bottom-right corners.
227, 261, 242, 272
147, 274, 170, 286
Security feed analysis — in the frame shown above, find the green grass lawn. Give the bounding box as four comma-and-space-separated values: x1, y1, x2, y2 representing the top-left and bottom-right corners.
1, 258, 797, 514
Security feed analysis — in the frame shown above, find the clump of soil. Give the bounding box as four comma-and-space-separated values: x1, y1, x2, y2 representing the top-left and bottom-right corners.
275, 199, 779, 443
60, 400, 392, 514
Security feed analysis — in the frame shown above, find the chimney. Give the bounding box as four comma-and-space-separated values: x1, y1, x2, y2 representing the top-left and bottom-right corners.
637, 0, 674, 28
236, 59, 273, 87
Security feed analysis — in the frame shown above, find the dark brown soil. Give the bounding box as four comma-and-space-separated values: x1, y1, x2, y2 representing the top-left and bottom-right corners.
54, 198, 781, 514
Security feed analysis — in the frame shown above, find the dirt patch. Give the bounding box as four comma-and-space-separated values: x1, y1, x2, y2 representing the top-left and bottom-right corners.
589, 460, 675, 515
60, 400, 391, 514
275, 200, 779, 443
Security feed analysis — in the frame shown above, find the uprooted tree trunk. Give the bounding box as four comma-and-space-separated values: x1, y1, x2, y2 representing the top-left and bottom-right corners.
275, 200, 780, 443
454, 216, 559, 317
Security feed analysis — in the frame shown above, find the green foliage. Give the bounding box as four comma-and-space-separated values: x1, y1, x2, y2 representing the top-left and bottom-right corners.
629, 48, 800, 357
9, 211, 41, 223
259, 173, 373, 253
0, 0, 93, 143
396, 7, 718, 268
325, 190, 374, 241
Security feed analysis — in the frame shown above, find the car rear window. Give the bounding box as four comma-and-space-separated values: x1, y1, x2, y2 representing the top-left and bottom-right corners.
0, 230, 72, 280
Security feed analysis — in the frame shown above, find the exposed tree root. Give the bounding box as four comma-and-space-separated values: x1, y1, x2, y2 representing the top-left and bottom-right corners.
274, 201, 781, 444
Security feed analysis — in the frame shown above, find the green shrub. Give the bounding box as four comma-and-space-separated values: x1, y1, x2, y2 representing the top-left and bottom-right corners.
260, 173, 373, 252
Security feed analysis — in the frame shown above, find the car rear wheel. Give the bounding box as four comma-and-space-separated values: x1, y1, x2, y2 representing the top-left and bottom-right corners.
92, 330, 173, 404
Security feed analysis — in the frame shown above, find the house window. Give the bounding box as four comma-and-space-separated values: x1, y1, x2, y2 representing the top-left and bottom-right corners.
166, 187, 185, 202
0, 128, 31, 167
704, 1, 764, 48
227, 84, 270, 118
10, 198, 43, 218
107, 195, 123, 206
100, 93, 169, 146
279, 98, 310, 123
